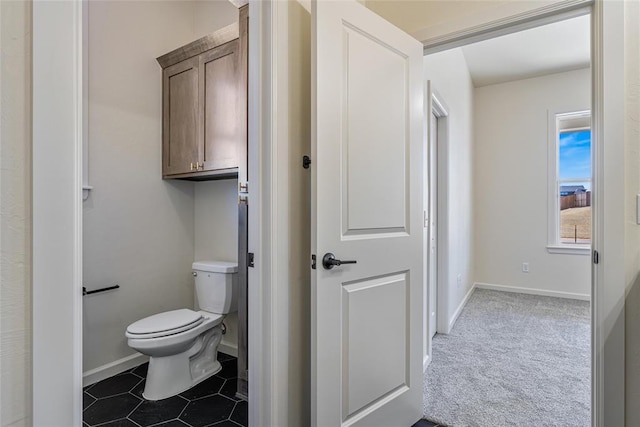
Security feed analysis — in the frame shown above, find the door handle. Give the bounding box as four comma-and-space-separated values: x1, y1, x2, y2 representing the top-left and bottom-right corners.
322, 253, 357, 270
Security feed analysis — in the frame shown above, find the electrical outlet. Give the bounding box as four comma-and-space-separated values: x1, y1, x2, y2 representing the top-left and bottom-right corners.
522, 262, 529, 273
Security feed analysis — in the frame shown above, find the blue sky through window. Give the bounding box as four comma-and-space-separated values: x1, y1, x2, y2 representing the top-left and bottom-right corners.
559, 129, 591, 185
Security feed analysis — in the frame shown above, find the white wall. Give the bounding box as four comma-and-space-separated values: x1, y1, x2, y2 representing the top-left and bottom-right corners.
83, 0, 197, 373
83, 0, 240, 373
474, 68, 591, 298
0, 1, 32, 425
194, 179, 239, 354
286, 2, 312, 424
424, 48, 475, 331
624, 0, 640, 424
193, 0, 239, 40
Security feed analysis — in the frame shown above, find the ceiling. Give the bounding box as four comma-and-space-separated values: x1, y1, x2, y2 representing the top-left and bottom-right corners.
460, 14, 591, 87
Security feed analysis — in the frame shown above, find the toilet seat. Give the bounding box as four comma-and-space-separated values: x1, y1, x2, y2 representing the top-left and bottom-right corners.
126, 309, 204, 339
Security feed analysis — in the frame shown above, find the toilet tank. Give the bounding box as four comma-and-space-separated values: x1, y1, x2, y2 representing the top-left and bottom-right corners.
192, 261, 238, 314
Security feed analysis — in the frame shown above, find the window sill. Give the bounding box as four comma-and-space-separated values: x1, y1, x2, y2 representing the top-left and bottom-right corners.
546, 244, 591, 255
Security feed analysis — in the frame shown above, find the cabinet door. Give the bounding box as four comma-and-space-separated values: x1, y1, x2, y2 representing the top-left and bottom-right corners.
199, 40, 240, 172
163, 57, 199, 176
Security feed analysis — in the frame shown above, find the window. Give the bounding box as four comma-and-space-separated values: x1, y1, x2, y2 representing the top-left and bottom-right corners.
547, 110, 591, 254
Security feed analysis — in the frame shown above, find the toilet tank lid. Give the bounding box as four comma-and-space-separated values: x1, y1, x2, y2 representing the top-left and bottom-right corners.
192, 260, 238, 273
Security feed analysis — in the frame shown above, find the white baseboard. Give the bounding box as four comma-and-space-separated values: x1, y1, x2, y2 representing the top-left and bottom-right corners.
475, 282, 590, 301
219, 342, 238, 357
448, 285, 476, 332
423, 353, 431, 373
83, 353, 149, 387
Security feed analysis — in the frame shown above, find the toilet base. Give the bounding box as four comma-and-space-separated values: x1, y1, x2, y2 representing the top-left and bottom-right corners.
142, 325, 223, 401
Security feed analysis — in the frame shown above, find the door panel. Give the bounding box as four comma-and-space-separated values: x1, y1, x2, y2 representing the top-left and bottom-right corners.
312, 1, 424, 426
200, 40, 240, 172
342, 273, 409, 421
163, 58, 199, 176
342, 26, 408, 235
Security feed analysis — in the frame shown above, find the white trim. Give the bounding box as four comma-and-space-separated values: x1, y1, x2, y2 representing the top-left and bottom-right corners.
248, 1, 271, 425
448, 284, 475, 333
247, 1, 296, 425
546, 244, 591, 255
591, 1, 626, 424
0, 0, 4, 421
424, 86, 450, 374
547, 109, 592, 250
82, 0, 91, 202
591, 5, 604, 425
32, 0, 84, 424
423, 353, 431, 373
475, 282, 591, 301
82, 353, 149, 387
428, 86, 451, 336
421, 0, 592, 54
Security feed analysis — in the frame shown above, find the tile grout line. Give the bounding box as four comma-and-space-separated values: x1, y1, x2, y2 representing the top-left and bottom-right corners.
176, 397, 191, 421
125, 398, 145, 422
83, 398, 97, 412
126, 417, 143, 427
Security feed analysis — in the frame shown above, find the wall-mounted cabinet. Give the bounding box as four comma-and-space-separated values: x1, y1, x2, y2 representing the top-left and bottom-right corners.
158, 18, 247, 181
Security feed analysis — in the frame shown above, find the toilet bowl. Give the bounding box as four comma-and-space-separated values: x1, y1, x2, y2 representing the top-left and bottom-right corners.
126, 261, 237, 401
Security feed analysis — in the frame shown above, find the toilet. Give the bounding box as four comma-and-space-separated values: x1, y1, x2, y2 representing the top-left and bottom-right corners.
126, 260, 237, 401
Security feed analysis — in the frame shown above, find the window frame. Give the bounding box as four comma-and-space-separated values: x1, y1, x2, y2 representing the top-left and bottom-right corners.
547, 109, 592, 255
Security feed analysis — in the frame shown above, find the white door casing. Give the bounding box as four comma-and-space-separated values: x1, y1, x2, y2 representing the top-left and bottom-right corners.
311, 1, 424, 426
428, 113, 438, 340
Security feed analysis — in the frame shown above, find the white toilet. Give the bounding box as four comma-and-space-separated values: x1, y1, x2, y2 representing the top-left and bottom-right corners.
126, 260, 237, 401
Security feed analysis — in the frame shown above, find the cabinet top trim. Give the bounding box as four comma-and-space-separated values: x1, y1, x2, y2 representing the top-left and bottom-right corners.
157, 22, 240, 69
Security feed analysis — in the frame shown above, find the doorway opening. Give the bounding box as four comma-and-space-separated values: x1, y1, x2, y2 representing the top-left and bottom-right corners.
423, 11, 592, 426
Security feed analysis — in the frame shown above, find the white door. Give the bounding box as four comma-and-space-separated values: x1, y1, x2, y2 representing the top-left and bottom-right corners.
428, 113, 438, 338
311, 1, 424, 426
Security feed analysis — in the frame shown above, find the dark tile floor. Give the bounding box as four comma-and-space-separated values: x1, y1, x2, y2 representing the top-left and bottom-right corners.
83, 353, 246, 427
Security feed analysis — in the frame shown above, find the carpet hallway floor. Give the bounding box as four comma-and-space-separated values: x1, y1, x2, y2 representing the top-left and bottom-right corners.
423, 289, 590, 427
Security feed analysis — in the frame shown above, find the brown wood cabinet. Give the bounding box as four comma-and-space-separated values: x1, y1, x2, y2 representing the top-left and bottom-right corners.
158, 19, 246, 181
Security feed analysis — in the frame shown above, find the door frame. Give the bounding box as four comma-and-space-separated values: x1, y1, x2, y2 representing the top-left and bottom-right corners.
419, 0, 623, 425
424, 85, 450, 371
430, 88, 450, 337
32, 0, 625, 425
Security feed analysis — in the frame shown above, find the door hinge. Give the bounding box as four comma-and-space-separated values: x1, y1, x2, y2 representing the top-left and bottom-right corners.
303, 155, 311, 169
247, 252, 255, 268
239, 195, 248, 205
593, 250, 599, 264
239, 181, 249, 193
311, 254, 316, 270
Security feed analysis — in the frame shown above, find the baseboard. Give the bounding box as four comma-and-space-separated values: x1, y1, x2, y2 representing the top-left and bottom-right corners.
219, 342, 238, 357
448, 285, 476, 332
83, 353, 149, 387
474, 282, 590, 301
423, 353, 431, 373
